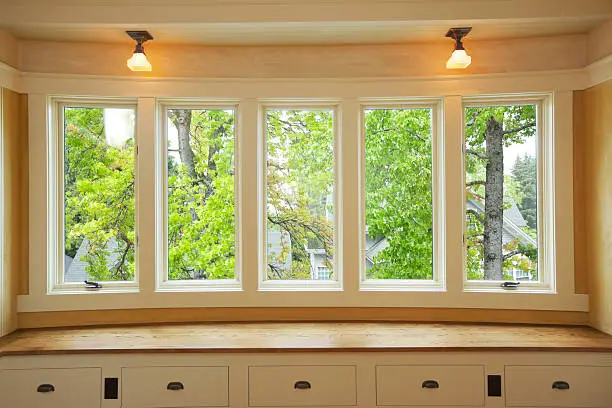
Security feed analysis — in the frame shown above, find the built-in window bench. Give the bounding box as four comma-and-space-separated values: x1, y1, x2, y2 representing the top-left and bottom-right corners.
1, 323, 612, 408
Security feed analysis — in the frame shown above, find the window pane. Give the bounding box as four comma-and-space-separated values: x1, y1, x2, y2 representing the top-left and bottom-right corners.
166, 109, 235, 280
63, 107, 136, 282
364, 108, 434, 280
464, 104, 538, 281
265, 109, 334, 281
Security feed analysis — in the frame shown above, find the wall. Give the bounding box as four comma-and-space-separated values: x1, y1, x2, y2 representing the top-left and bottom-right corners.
574, 79, 612, 335
0, 88, 28, 336
19, 34, 587, 79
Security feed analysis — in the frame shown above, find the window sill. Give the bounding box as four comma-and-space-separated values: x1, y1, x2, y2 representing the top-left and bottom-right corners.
258, 280, 342, 292
157, 280, 242, 293
360, 280, 445, 292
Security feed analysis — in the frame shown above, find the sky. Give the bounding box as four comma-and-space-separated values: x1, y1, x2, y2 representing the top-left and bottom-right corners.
103, 108, 135, 147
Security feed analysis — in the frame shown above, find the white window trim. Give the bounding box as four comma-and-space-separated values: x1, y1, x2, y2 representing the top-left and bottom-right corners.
358, 100, 445, 292
18, 77, 585, 313
258, 101, 342, 291
155, 100, 242, 292
461, 94, 555, 294
48, 98, 140, 294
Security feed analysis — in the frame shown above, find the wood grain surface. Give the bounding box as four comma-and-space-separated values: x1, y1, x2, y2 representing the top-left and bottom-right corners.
1, 322, 612, 356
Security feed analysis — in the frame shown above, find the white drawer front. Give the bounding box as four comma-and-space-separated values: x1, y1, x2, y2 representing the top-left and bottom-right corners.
248, 365, 357, 407
376, 365, 485, 406
0, 367, 101, 408
506, 365, 612, 407
121, 366, 229, 408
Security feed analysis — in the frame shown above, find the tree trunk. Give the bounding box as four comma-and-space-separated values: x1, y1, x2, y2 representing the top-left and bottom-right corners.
483, 116, 504, 280
170, 109, 196, 179
169, 109, 199, 223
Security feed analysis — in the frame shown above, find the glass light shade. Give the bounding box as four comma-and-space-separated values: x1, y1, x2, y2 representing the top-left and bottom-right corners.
446, 49, 472, 69
127, 52, 152, 72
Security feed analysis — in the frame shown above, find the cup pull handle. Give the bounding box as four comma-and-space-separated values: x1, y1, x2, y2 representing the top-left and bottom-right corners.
294, 381, 312, 390
422, 380, 440, 389
37, 384, 55, 393
167, 382, 184, 391
552, 381, 570, 390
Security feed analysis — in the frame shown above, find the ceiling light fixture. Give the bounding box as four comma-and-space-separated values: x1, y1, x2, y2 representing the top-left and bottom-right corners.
126, 31, 153, 72
445, 27, 472, 69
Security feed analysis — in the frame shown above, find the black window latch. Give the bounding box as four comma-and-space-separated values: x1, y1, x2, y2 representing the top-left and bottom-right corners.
500, 281, 520, 289
85, 280, 103, 289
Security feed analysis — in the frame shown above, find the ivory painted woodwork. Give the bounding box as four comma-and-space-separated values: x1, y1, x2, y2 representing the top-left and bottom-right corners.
1, 323, 612, 408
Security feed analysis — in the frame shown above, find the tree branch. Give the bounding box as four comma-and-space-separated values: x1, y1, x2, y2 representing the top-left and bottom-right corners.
503, 121, 536, 135
466, 180, 486, 187
503, 250, 523, 260
465, 149, 488, 160
466, 209, 485, 225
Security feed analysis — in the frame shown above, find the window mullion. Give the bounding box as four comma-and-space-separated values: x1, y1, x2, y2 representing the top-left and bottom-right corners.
340, 98, 360, 293
240, 99, 260, 293
443, 96, 464, 294
136, 97, 156, 293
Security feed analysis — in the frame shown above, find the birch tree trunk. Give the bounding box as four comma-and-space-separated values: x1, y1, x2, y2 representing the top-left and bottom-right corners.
483, 116, 504, 280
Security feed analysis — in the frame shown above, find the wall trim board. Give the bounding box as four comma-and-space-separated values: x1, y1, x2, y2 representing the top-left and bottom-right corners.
17, 307, 590, 329
587, 53, 612, 87
0, 62, 21, 93
20, 68, 590, 97
13, 53, 612, 96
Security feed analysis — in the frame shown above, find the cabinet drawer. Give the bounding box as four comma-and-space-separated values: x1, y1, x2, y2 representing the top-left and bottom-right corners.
0, 368, 101, 408
376, 365, 485, 406
248, 365, 357, 407
121, 366, 229, 408
506, 365, 612, 407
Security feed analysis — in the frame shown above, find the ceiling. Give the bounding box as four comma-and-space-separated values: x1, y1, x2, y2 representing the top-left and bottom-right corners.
3, 18, 608, 46
0, 0, 611, 46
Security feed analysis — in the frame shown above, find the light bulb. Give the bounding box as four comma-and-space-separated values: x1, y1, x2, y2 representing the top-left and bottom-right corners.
446, 49, 472, 69
127, 52, 152, 72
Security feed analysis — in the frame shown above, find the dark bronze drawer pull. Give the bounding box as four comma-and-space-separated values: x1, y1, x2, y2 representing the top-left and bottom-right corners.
167, 382, 184, 391
294, 381, 312, 390
552, 381, 570, 390
37, 384, 55, 393
422, 380, 440, 389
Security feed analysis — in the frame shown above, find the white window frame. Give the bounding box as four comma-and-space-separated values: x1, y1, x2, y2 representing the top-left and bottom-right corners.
258, 102, 342, 292
21, 79, 583, 313
461, 95, 555, 293
156, 100, 242, 292
359, 100, 445, 291
48, 98, 139, 294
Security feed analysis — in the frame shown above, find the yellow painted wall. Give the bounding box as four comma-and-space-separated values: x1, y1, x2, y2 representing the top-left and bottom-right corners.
574, 79, 612, 334
1, 88, 28, 335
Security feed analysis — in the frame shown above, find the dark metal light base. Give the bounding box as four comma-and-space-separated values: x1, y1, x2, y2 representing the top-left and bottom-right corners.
126, 31, 153, 43
445, 27, 472, 41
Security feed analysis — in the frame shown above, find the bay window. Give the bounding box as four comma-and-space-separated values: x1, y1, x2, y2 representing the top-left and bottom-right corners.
30, 90, 581, 312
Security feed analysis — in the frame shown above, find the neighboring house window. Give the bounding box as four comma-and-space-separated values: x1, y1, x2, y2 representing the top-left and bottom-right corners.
464, 103, 540, 283
363, 107, 435, 281
162, 108, 237, 282
60, 104, 137, 284
313, 266, 331, 280
264, 108, 335, 282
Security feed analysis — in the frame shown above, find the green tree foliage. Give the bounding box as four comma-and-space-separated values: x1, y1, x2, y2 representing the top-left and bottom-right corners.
64, 107, 135, 281
265, 110, 334, 280
167, 109, 235, 280
364, 109, 433, 279
512, 154, 538, 230
465, 105, 538, 281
